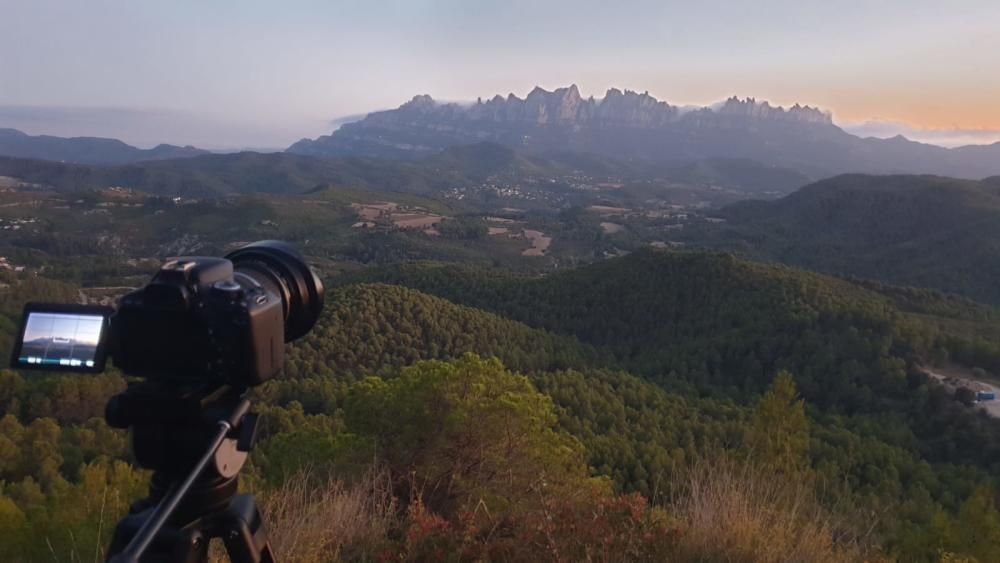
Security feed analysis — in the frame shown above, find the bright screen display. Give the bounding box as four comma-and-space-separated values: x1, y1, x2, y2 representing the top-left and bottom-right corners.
17, 311, 106, 368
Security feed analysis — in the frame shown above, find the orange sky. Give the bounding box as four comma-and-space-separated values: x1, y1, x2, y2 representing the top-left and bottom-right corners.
820, 91, 1000, 131
3, 0, 998, 147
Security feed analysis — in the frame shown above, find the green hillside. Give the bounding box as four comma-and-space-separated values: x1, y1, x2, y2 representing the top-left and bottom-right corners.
0, 146, 562, 198
0, 142, 810, 202
280, 282, 744, 498
688, 174, 1000, 303
342, 250, 928, 389
324, 254, 1000, 558
0, 152, 434, 197
285, 283, 611, 378
342, 250, 1000, 466
282, 273, 1000, 514
661, 157, 811, 194
2, 248, 1000, 560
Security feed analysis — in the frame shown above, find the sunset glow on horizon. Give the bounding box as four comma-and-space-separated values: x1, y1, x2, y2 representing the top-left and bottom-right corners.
2, 0, 998, 147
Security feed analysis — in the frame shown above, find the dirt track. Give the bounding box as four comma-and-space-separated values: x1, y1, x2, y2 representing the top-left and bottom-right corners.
521, 230, 551, 256
925, 368, 1000, 418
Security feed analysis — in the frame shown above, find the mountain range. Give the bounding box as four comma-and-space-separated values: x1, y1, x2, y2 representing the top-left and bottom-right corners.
0, 128, 208, 164
288, 85, 1000, 180
6, 85, 1000, 182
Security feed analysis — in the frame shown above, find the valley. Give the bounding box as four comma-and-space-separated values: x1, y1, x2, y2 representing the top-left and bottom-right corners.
0, 146, 782, 286
1, 114, 999, 563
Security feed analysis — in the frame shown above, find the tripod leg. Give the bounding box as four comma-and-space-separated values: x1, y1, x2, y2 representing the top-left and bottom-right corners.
106, 506, 211, 563
220, 494, 276, 563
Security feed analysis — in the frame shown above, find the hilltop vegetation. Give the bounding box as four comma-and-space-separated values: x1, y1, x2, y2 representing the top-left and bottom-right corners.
285, 283, 611, 378
686, 174, 1000, 304
332, 250, 1000, 556
1, 249, 1000, 559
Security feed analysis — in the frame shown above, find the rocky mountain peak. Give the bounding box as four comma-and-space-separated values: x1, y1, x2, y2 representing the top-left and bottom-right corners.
384, 87, 832, 128
526, 86, 549, 100
717, 96, 832, 124
402, 94, 437, 110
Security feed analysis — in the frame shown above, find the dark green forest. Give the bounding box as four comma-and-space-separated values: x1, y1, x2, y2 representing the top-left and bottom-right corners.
1, 247, 999, 560
685, 174, 1000, 304
338, 249, 1000, 555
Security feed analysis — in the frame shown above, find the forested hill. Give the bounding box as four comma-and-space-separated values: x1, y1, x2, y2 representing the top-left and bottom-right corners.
343, 249, 925, 386
0, 141, 810, 198
319, 250, 1000, 557
0, 146, 557, 197
0, 128, 208, 165
689, 174, 1000, 304
341, 249, 1000, 457
3, 251, 1000, 559
285, 283, 612, 378
0, 152, 400, 197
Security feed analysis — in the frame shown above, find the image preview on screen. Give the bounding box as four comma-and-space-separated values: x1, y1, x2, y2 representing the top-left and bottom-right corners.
19, 311, 105, 368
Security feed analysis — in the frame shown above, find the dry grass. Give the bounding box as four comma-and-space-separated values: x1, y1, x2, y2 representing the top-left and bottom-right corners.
225, 459, 876, 562
670, 459, 872, 563
257, 470, 396, 562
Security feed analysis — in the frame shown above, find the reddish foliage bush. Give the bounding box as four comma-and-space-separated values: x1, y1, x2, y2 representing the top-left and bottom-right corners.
380, 483, 680, 562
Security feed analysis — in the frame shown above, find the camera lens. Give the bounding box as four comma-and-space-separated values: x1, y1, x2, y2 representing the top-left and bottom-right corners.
224, 241, 324, 342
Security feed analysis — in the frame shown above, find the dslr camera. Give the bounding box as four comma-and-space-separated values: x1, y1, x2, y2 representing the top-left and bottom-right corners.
10, 240, 324, 387
8, 240, 324, 562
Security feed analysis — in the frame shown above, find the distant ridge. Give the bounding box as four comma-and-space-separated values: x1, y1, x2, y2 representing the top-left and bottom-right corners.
289, 85, 1000, 180
0, 128, 208, 165
693, 174, 1000, 303
0, 143, 810, 198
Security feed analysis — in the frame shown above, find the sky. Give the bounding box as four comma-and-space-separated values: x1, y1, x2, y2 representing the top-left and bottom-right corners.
2, 0, 999, 148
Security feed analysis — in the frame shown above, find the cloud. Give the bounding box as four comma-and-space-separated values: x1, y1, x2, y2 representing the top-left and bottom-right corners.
329, 113, 372, 129
842, 120, 1000, 148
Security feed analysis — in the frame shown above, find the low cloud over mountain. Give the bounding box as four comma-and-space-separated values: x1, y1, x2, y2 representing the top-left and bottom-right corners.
843, 120, 1000, 148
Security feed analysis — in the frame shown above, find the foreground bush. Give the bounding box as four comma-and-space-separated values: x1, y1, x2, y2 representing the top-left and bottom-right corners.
260, 356, 876, 562
671, 458, 870, 563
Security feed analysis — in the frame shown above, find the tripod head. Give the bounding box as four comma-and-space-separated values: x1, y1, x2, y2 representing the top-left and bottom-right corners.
105, 381, 272, 563
107, 382, 257, 513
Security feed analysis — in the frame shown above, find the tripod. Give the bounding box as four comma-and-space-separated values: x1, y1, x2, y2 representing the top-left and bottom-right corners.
104, 381, 275, 563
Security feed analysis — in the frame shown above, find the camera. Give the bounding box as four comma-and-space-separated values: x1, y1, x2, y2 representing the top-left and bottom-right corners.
10, 241, 324, 561
10, 240, 324, 387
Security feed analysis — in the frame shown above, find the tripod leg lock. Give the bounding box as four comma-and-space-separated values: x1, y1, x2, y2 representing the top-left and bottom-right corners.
235, 413, 260, 453
216, 411, 259, 478
221, 494, 276, 563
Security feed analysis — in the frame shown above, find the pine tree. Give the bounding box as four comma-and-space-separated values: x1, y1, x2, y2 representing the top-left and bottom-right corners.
745, 370, 810, 475
946, 486, 1000, 562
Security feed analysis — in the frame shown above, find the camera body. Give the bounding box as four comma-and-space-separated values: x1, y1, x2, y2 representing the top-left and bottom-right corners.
10, 240, 324, 388
113, 256, 284, 387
